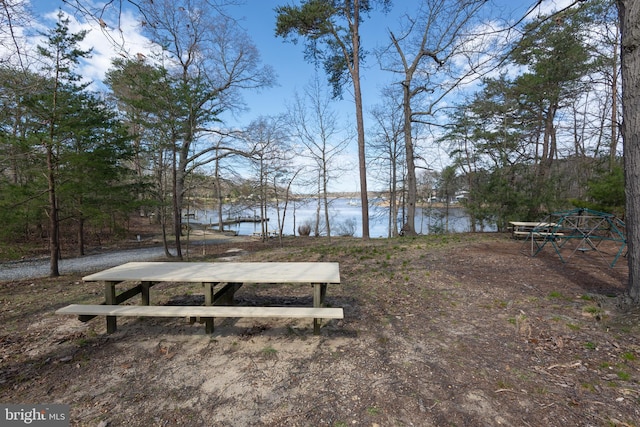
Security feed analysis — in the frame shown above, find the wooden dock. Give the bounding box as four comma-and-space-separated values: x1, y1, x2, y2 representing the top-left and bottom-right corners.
183, 214, 268, 230
217, 216, 268, 226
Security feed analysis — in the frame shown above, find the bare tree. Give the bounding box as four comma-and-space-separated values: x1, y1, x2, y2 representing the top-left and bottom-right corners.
244, 116, 292, 241
377, 0, 491, 236
369, 86, 405, 237
0, 0, 31, 69
272, 167, 302, 242
136, 0, 275, 258
289, 75, 352, 238
276, 0, 392, 240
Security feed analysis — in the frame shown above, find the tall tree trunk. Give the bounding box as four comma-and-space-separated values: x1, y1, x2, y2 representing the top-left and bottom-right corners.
619, 0, 640, 302
157, 151, 173, 257
215, 157, 224, 233
260, 159, 268, 241
389, 156, 399, 238
47, 79, 60, 277
402, 82, 417, 236
47, 67, 61, 277
352, 0, 370, 240
322, 169, 331, 238
540, 108, 554, 170
78, 217, 85, 256
611, 23, 620, 172
172, 144, 183, 259
46, 142, 60, 277
315, 173, 321, 236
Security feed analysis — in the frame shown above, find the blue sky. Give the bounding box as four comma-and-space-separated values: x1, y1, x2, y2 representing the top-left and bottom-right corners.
26, 0, 573, 192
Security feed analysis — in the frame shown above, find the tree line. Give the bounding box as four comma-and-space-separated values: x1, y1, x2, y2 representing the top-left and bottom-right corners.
0, 0, 634, 297
0, 2, 358, 276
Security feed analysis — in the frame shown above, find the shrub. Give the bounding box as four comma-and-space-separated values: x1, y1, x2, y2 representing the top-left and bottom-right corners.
298, 223, 311, 236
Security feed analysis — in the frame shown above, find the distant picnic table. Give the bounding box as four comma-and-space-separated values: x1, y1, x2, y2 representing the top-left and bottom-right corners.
509, 221, 559, 240
57, 261, 343, 335
512, 209, 627, 268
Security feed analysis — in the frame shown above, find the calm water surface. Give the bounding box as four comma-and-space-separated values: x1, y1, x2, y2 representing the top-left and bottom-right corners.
185, 198, 496, 238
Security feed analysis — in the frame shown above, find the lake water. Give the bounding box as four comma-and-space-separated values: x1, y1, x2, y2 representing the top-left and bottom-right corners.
185, 198, 495, 238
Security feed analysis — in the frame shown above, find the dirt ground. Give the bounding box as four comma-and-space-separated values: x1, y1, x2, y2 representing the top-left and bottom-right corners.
1, 232, 639, 426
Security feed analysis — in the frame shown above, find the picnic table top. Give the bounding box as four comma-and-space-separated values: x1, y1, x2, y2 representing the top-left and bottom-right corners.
83, 261, 341, 284
509, 221, 557, 227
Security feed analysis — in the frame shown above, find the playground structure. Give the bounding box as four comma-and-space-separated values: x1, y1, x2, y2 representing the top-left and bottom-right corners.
521, 208, 626, 268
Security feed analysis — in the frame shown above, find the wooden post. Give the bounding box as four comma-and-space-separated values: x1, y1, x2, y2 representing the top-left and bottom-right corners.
104, 281, 118, 333
312, 283, 328, 335
141, 281, 152, 305
203, 282, 214, 333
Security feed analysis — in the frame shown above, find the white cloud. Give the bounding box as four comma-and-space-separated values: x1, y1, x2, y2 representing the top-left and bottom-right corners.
2, 2, 156, 86
38, 8, 154, 88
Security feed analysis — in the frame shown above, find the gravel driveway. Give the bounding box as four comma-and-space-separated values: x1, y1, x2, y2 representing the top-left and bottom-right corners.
0, 247, 177, 281
0, 231, 247, 281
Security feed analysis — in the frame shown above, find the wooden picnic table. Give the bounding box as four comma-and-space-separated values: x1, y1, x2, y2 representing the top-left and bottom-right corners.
509, 221, 559, 239
58, 261, 342, 335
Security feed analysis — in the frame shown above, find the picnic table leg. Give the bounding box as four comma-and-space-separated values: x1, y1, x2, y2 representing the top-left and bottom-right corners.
104, 281, 117, 334
312, 283, 328, 335
141, 281, 152, 305
203, 282, 214, 334
213, 282, 241, 305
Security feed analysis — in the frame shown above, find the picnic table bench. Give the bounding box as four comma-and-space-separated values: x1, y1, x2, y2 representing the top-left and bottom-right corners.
56, 261, 342, 335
